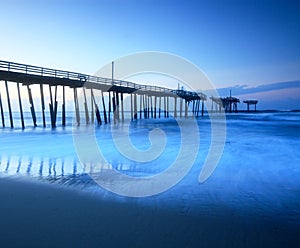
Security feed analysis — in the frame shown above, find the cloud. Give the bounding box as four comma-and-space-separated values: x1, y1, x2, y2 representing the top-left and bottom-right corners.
216, 80, 300, 97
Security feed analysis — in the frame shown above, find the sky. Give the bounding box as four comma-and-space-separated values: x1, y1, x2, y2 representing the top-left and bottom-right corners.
0, 0, 299, 110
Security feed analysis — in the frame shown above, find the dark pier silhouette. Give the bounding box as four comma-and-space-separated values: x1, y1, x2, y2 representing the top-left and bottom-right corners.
210, 96, 240, 113
243, 100, 258, 112
0, 60, 208, 129
221, 96, 240, 113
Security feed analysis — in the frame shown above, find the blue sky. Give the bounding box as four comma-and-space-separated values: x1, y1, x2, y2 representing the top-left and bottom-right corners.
0, 0, 299, 109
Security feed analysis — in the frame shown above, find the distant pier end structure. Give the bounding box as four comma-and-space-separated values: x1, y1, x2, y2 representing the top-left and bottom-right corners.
0, 60, 208, 129
243, 100, 258, 112
210, 96, 240, 113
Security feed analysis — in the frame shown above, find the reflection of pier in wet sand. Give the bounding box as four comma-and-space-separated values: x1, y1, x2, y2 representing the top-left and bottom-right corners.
0, 155, 157, 186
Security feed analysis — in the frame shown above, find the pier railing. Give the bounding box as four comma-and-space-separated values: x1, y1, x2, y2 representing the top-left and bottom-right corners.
0, 60, 173, 94
0, 59, 210, 128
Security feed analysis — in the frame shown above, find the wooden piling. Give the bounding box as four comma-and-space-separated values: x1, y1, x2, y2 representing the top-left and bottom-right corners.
147, 95, 150, 119
192, 100, 196, 115
40, 84, 46, 127
73, 88, 80, 126
185, 100, 188, 118
49, 86, 58, 128
140, 95, 143, 119
96, 105, 101, 125
150, 96, 153, 118
144, 95, 147, 119
5, 81, 13, 128
180, 97, 183, 118
197, 100, 200, 115
112, 92, 116, 124
108, 92, 111, 123
201, 99, 204, 116
116, 92, 120, 121
27, 85, 37, 127
159, 97, 161, 118
154, 96, 157, 119
120, 93, 124, 123
164, 96, 167, 118
91, 89, 101, 125
83, 87, 89, 125
167, 97, 169, 118
134, 94, 137, 120
54, 86, 58, 126
174, 97, 177, 118
49, 86, 54, 127
0, 93, 5, 127
62, 86, 66, 126
91, 89, 94, 124
17, 82, 25, 129
129, 94, 133, 120
101, 91, 107, 124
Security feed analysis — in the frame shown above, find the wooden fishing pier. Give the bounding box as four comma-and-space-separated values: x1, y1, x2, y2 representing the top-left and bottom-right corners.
0, 60, 208, 129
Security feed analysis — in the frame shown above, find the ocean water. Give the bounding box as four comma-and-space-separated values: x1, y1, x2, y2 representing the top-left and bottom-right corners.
1, 111, 300, 246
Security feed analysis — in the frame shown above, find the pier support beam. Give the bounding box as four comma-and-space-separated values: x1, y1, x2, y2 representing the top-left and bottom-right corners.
17, 82, 25, 129
101, 91, 107, 124
73, 88, 80, 126
194, 100, 198, 117
154, 96, 157, 119
164, 96, 167, 118
159, 97, 161, 118
112, 92, 116, 124
134, 94, 137, 120
5, 81, 13, 128
116, 92, 120, 121
167, 97, 169, 118
120, 93, 124, 123
91, 89, 94, 125
54, 86, 58, 125
147, 96, 151, 119
91, 89, 94, 124
193, 100, 196, 117
108, 92, 111, 123
150, 96, 153, 118
27, 85, 37, 127
83, 88, 89, 125
143, 95, 147, 119
180, 98, 183, 118
0, 93, 5, 127
202, 100, 204, 117
174, 97, 177, 118
49, 86, 58, 128
185, 100, 188, 118
40, 84, 46, 127
139, 95, 143, 119
130, 94, 133, 120
62, 86, 66, 126
91, 89, 101, 125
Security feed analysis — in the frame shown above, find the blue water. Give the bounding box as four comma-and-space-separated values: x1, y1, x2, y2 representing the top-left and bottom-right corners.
1, 111, 300, 246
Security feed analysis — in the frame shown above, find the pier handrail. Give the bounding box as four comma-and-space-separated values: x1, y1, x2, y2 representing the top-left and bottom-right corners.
0, 60, 207, 98
0, 60, 175, 94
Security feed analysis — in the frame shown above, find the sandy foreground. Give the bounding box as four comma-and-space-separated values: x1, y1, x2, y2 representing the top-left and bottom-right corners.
0, 177, 299, 248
